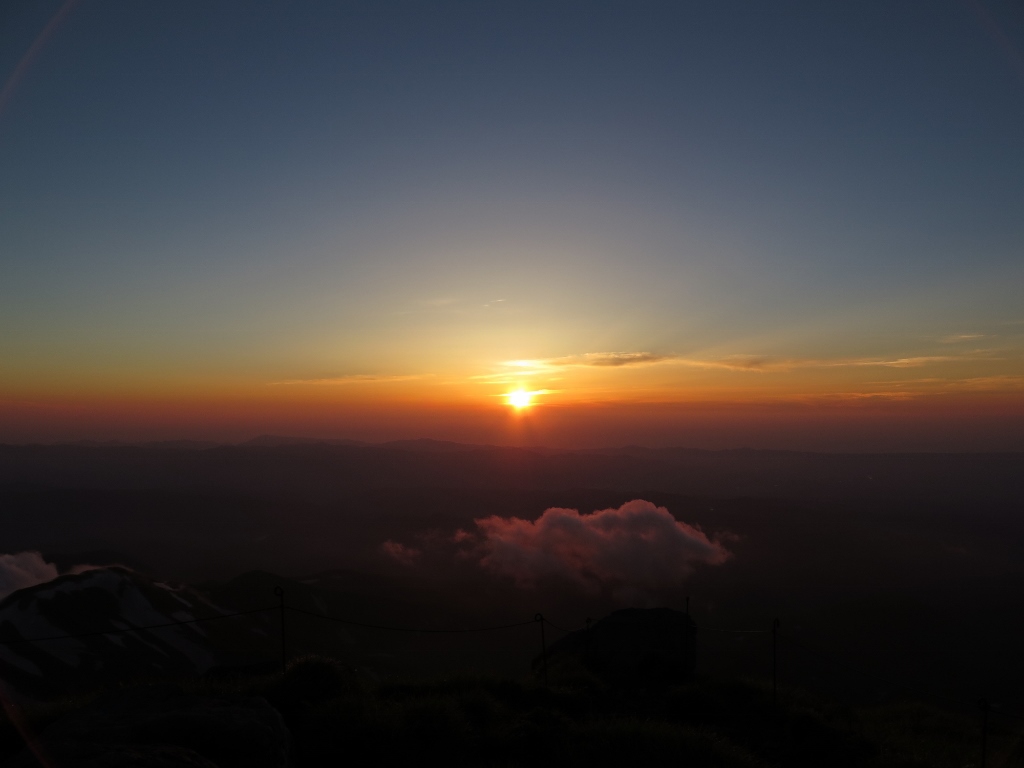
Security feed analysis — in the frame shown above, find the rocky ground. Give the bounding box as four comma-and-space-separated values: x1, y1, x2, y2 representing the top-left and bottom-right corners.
2, 654, 1020, 768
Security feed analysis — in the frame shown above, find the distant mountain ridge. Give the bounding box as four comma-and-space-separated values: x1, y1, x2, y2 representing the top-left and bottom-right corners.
38, 435, 509, 452
240, 435, 369, 448
1, 440, 1021, 508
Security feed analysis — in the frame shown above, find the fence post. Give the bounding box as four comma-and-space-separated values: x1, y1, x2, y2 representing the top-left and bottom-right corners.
275, 586, 286, 674
535, 613, 548, 685
684, 596, 691, 677
979, 698, 990, 768
772, 618, 780, 705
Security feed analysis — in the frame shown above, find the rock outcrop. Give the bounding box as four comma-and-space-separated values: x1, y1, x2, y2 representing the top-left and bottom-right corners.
11, 686, 289, 768
0, 569, 275, 698
539, 607, 696, 686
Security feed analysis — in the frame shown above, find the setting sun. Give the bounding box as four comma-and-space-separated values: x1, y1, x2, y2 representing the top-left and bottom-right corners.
507, 390, 533, 409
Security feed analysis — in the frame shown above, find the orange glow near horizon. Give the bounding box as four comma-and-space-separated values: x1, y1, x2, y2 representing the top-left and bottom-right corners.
1, 385, 1023, 451
2, 346, 1024, 450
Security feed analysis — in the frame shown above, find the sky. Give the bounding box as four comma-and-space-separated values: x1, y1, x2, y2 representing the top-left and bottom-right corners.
1, 0, 1023, 450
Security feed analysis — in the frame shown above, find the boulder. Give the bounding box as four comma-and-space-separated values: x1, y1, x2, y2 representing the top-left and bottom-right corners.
539, 607, 696, 686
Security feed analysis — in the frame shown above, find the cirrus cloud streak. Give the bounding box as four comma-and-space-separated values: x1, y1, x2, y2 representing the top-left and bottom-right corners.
484, 350, 996, 378
270, 374, 432, 386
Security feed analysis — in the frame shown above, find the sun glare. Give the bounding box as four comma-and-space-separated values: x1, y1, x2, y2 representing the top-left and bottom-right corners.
507, 390, 533, 409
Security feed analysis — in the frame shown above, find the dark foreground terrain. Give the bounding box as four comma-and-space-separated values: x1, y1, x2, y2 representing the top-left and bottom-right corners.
1, 441, 1022, 765
2, 656, 1021, 768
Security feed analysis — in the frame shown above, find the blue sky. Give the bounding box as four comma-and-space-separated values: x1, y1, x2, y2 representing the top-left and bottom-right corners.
2, 1, 1023, 445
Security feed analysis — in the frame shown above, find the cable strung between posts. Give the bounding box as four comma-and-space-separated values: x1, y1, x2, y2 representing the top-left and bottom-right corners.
700, 626, 771, 634
541, 619, 769, 636
542, 618, 587, 634
284, 605, 537, 634
0, 606, 278, 647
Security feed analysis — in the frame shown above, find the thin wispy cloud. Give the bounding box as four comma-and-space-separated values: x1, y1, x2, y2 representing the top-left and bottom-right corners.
270, 374, 431, 386
488, 388, 560, 398
554, 352, 673, 367
497, 352, 694, 374
720, 353, 995, 371
848, 375, 1024, 397
476, 353, 682, 381
489, 352, 974, 376
693, 356, 779, 371
941, 333, 987, 344
739, 355, 984, 371
940, 375, 1024, 392
789, 391, 922, 403
836, 356, 956, 368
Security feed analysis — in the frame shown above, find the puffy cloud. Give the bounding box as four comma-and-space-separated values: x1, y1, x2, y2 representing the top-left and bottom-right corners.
0, 552, 59, 601
381, 540, 421, 566
463, 500, 730, 598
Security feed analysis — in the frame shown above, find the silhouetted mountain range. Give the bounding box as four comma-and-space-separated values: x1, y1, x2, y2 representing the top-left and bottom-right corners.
1, 441, 1022, 508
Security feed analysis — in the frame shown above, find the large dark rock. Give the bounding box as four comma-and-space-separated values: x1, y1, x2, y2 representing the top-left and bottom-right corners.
0, 568, 276, 700
539, 607, 696, 686
12, 686, 289, 768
